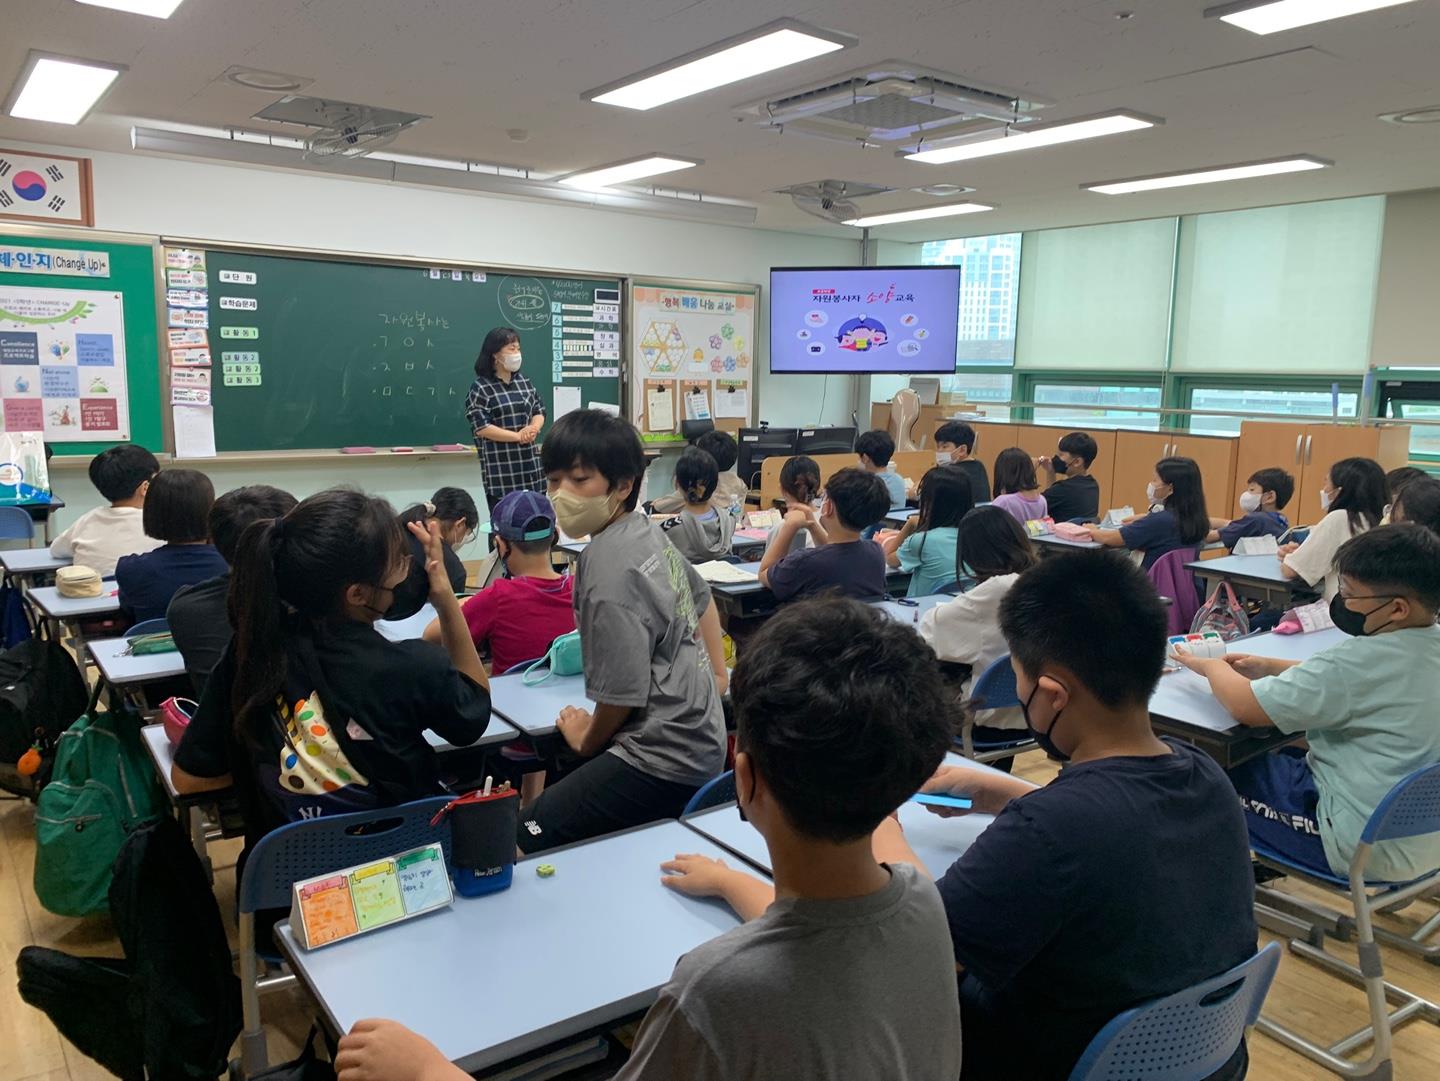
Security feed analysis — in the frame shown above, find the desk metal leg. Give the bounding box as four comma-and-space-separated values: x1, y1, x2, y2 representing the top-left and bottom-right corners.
187, 805, 214, 883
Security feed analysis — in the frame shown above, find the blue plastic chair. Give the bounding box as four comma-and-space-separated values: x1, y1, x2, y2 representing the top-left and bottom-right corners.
124, 617, 170, 637
1253, 763, 1440, 1077
1067, 943, 1281, 1081
960, 654, 1037, 764
0, 506, 35, 541
234, 796, 453, 1077
683, 770, 736, 815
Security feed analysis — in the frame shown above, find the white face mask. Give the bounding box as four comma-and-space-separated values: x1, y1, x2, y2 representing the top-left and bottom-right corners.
1238, 490, 1262, 513
1319, 488, 1333, 512
501, 353, 523, 373
1146, 482, 1163, 504
935, 450, 952, 467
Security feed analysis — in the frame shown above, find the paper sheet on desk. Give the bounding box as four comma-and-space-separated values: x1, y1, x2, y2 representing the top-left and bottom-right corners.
172, 404, 216, 458
695, 560, 758, 584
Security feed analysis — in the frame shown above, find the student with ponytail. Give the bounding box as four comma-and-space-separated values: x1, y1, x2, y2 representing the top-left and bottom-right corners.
171, 488, 492, 854
657, 445, 736, 563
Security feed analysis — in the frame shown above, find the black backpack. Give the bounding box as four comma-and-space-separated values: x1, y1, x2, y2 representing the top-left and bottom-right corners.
0, 636, 89, 799
17, 815, 242, 1080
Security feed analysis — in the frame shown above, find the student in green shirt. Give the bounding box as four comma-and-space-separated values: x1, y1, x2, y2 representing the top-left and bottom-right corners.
1177, 524, 1440, 881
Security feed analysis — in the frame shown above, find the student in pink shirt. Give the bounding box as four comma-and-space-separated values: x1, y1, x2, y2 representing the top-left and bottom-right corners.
990, 447, 1048, 524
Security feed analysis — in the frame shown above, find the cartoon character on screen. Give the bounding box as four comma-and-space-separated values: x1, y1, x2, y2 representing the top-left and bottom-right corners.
836, 316, 889, 352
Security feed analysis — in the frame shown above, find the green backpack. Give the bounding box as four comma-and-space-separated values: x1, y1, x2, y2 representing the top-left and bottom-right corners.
33, 710, 165, 917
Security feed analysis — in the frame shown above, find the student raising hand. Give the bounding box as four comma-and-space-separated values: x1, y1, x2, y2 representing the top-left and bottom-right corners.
337, 1018, 464, 1081
406, 518, 454, 602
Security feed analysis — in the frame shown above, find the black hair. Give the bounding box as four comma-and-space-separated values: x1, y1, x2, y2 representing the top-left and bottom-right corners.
957, 505, 1036, 583
1386, 466, 1427, 503
675, 446, 719, 504
779, 455, 821, 505
1000, 550, 1167, 708
1393, 476, 1440, 536
914, 466, 973, 566
695, 429, 738, 472
228, 488, 405, 743
823, 467, 891, 531
142, 468, 214, 543
731, 597, 952, 843
474, 326, 521, 379
1336, 524, 1440, 612
934, 421, 976, 454
1156, 456, 1210, 546
210, 485, 299, 565
855, 429, 896, 468
992, 447, 1039, 499
1057, 432, 1098, 468
399, 487, 479, 532
88, 442, 158, 503
1328, 457, 1387, 534
1248, 467, 1295, 511
541, 408, 646, 512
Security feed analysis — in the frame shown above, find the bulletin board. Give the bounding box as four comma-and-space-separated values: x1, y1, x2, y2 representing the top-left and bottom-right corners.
629, 279, 758, 443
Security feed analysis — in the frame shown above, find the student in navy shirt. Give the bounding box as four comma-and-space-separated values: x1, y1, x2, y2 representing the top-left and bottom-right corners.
1086, 456, 1210, 569
1209, 467, 1293, 549
875, 550, 1257, 1080
116, 469, 229, 623
759, 467, 889, 602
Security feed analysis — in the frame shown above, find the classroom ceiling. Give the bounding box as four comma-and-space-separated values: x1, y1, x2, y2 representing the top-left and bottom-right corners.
3, 0, 1440, 240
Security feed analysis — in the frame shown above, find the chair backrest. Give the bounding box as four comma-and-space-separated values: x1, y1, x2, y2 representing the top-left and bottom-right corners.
1147, 548, 1201, 637
237, 796, 453, 914
969, 654, 1020, 712
0, 507, 36, 541
125, 618, 170, 638
889, 389, 922, 453
1361, 763, 1440, 845
1067, 943, 1281, 1081
683, 770, 736, 816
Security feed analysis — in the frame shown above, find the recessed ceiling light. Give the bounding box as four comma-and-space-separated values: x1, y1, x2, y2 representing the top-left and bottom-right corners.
903, 110, 1159, 165
1204, 0, 1419, 35
5, 51, 126, 125
911, 183, 975, 197
583, 19, 856, 111
73, 0, 185, 15
1084, 155, 1331, 195
222, 66, 312, 93
843, 202, 995, 227
1380, 105, 1440, 125
556, 154, 700, 191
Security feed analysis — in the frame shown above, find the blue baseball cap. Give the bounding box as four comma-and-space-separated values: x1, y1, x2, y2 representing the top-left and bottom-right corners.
491, 490, 557, 542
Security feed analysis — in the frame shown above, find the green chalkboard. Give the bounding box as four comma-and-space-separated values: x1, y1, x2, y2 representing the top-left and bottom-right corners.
196, 247, 622, 452
0, 231, 163, 455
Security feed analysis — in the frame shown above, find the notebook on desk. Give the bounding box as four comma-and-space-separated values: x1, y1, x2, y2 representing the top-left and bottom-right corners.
695, 561, 759, 584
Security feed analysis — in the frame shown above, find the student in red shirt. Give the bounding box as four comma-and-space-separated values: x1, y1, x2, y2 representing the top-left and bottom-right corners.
423, 489, 574, 675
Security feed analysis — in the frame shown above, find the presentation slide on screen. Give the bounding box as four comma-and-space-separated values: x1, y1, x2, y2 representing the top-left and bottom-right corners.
769, 266, 960, 374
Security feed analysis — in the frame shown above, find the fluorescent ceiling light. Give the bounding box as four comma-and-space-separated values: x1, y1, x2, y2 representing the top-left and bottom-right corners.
1085, 155, 1331, 194
904, 110, 1158, 165
6, 52, 126, 125
1205, 0, 1418, 34
369, 150, 469, 171
73, 0, 185, 15
584, 19, 855, 110
556, 155, 699, 191
843, 202, 994, 227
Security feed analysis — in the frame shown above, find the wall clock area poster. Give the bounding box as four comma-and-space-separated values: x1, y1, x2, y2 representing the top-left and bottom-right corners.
0, 149, 94, 228
0, 285, 130, 441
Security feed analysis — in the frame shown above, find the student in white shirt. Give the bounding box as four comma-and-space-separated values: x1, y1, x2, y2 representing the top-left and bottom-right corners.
919, 506, 1038, 762
764, 455, 825, 558
49, 443, 161, 577
1280, 457, 1386, 600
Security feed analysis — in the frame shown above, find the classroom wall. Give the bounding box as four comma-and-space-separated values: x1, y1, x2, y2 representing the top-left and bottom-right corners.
12, 137, 864, 531
1370, 188, 1440, 369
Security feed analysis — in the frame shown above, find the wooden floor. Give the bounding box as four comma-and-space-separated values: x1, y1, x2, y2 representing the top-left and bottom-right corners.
1, 755, 1438, 1080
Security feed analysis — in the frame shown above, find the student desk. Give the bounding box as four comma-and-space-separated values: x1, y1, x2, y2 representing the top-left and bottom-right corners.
881, 507, 920, 529
709, 561, 913, 620
88, 636, 186, 687
559, 534, 767, 562
684, 752, 1031, 877
870, 594, 949, 625
26, 583, 121, 650
1187, 553, 1309, 608
1147, 627, 1346, 767
1032, 533, 1103, 555
0, 547, 70, 582
275, 819, 743, 1074
488, 671, 593, 740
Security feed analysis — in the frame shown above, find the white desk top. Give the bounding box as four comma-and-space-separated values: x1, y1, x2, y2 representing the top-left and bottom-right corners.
1032, 533, 1103, 551
276, 819, 743, 1072
88, 637, 186, 685
1148, 627, 1346, 735
683, 752, 1027, 878
376, 603, 438, 643
1187, 553, 1295, 587
708, 560, 911, 597
0, 548, 70, 575
870, 594, 949, 624
487, 671, 593, 739
882, 508, 920, 526
27, 583, 121, 618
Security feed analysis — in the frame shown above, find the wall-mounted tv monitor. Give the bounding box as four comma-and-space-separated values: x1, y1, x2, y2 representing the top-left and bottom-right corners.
769, 265, 961, 374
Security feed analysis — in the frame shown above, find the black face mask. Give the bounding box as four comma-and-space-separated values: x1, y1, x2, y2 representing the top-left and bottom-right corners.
1329, 593, 1396, 638
1054, 457, 1073, 476
382, 560, 430, 621
1021, 683, 1070, 763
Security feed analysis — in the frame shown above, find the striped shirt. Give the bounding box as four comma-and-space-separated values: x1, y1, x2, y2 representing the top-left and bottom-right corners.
465, 373, 545, 497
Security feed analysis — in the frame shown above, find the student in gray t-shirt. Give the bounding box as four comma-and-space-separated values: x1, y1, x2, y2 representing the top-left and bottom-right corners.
332, 598, 960, 1081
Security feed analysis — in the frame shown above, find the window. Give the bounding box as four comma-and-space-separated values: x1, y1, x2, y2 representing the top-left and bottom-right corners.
1186, 385, 1359, 436
920, 234, 1021, 366
1030, 381, 1161, 431
1400, 406, 1440, 459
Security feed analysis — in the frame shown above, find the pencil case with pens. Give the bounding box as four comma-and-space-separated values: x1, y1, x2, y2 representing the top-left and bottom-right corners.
431, 786, 520, 897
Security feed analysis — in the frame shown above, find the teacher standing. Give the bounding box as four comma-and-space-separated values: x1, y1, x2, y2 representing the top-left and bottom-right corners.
465, 327, 546, 521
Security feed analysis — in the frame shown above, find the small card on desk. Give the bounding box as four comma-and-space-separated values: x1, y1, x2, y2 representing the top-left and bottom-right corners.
694, 560, 758, 584
290, 842, 453, 949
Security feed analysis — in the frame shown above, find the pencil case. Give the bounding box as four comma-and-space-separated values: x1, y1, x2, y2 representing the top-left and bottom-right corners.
431, 787, 520, 897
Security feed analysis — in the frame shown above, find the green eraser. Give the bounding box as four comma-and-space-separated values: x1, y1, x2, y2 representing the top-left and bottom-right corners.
536, 864, 556, 878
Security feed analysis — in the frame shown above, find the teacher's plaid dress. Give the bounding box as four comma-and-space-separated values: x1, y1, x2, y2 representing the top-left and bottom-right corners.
465, 373, 546, 498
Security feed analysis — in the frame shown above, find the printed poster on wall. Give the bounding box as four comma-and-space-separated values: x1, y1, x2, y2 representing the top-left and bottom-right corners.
629, 282, 757, 443
0, 285, 129, 440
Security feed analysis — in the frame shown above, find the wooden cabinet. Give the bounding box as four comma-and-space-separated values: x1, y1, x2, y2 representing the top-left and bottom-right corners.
1111, 431, 1237, 519
1232, 422, 1413, 527
1171, 434, 1238, 520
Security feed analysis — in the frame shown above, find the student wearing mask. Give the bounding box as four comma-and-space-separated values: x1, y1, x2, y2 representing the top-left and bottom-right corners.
1279, 457, 1386, 600
1208, 467, 1293, 549
465, 327, 545, 523
1038, 432, 1100, 522
1086, 456, 1209, 570
933, 421, 988, 506
387, 487, 479, 618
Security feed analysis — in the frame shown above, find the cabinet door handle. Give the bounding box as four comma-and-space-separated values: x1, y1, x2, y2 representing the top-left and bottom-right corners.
1294, 434, 1304, 465
1305, 435, 1313, 465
